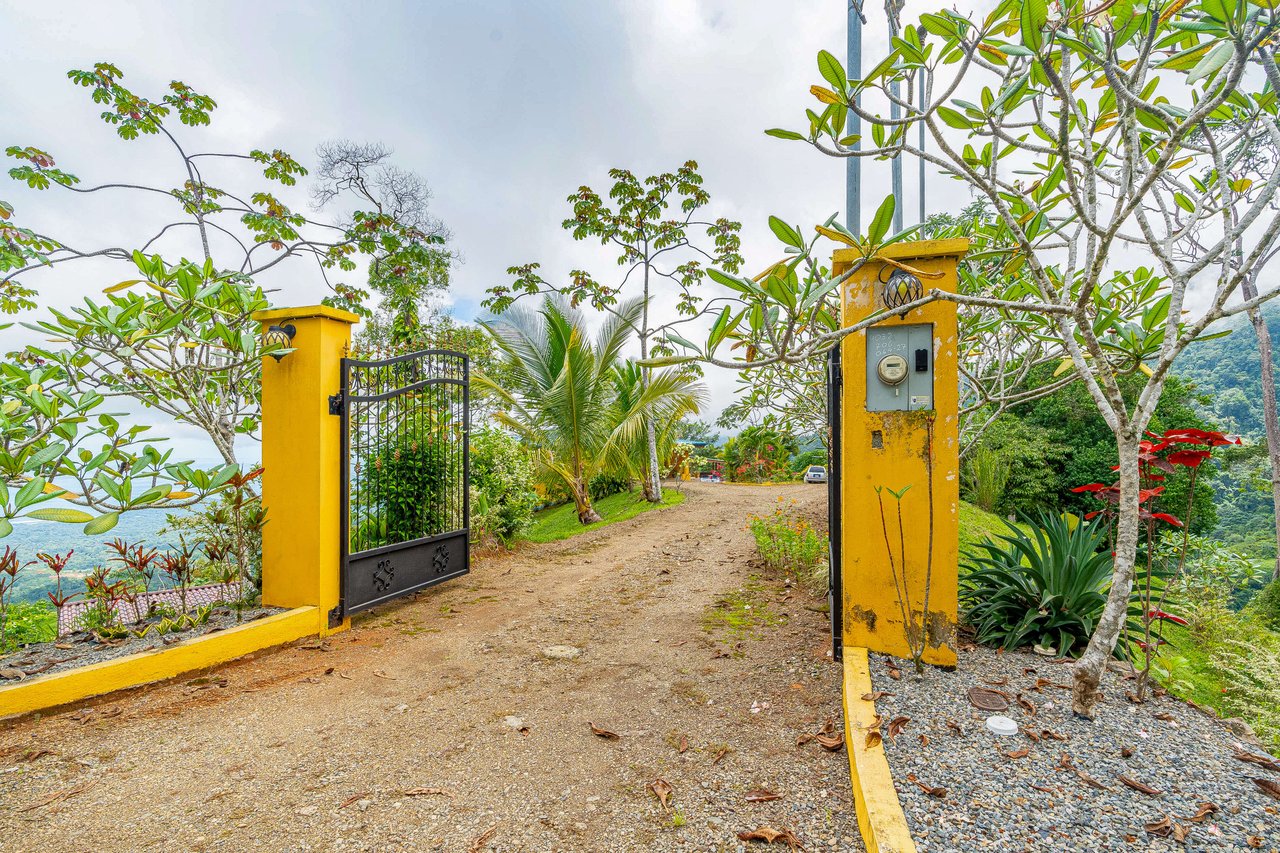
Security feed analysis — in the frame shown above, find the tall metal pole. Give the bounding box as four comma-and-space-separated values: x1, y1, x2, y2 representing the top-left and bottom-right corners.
918, 68, 927, 227
887, 7, 904, 234
846, 1, 862, 234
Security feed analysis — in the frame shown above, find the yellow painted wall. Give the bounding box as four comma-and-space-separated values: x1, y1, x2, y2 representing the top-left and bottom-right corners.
835, 239, 967, 667
254, 305, 358, 635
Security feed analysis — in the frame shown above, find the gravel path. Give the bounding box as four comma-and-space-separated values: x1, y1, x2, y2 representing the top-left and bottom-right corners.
0, 483, 862, 852
868, 645, 1280, 851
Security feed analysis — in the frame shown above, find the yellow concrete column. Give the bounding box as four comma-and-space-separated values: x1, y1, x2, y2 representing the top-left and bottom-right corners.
252, 305, 359, 635
835, 239, 968, 667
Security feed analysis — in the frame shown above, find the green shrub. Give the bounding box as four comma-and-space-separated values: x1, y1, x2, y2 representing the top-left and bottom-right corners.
1, 601, 56, 651
961, 513, 1146, 657
354, 431, 453, 552
1251, 578, 1280, 631
962, 445, 1011, 514
588, 471, 632, 502
747, 500, 827, 595
469, 427, 538, 546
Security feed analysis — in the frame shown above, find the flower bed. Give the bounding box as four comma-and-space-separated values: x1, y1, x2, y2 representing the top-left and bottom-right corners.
56, 581, 241, 636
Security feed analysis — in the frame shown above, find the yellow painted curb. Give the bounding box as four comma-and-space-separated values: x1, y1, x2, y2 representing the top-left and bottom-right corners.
0, 606, 322, 719
843, 647, 918, 853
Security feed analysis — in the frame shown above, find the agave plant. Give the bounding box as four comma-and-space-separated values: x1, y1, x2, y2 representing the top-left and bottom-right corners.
961, 512, 1153, 658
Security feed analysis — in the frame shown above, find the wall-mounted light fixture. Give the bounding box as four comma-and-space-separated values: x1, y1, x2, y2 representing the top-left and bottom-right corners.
263, 324, 296, 362
881, 266, 923, 310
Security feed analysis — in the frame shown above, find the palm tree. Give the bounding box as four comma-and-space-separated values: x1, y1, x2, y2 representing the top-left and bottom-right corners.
476, 296, 705, 524
608, 361, 705, 484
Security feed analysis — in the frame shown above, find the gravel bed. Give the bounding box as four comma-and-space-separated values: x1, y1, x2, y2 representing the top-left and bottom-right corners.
869, 645, 1279, 852
0, 606, 283, 680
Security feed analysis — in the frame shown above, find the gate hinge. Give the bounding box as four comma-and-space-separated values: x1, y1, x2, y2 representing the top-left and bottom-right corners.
328, 391, 344, 416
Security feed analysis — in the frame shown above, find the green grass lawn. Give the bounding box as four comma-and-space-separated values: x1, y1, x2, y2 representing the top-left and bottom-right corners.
523, 488, 686, 544
958, 500, 1024, 561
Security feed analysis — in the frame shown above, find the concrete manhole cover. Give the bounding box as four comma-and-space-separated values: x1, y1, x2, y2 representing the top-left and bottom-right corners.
541, 645, 582, 660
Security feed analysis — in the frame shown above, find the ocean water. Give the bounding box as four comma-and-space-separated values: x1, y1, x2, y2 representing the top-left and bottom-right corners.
2, 510, 181, 604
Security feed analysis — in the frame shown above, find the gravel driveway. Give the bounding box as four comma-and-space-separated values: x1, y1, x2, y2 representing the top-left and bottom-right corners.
0, 482, 861, 852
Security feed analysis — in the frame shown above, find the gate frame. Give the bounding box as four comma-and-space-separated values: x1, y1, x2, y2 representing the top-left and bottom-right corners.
331, 348, 470, 625
827, 341, 844, 662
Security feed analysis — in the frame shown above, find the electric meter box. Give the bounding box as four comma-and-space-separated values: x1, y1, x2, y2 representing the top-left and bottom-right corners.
866, 324, 934, 412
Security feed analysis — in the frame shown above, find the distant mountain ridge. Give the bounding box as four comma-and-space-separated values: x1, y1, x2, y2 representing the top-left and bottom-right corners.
1175, 303, 1280, 439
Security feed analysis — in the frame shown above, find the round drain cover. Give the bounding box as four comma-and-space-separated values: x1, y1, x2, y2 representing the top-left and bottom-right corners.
968, 686, 1010, 711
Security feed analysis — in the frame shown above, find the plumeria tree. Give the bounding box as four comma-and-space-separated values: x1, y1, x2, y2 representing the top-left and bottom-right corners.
484, 162, 741, 504
660, 0, 1280, 716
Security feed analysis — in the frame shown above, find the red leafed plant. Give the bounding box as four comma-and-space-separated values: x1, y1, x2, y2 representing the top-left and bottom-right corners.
1073, 427, 1239, 700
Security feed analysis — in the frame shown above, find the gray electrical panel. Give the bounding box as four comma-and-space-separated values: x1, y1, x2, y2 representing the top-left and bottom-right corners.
866, 324, 934, 412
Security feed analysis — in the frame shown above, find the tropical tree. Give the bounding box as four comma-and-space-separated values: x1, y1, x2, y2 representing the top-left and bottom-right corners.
660, 0, 1280, 716
484, 162, 741, 504
475, 296, 705, 524
4, 63, 452, 462
608, 362, 705, 488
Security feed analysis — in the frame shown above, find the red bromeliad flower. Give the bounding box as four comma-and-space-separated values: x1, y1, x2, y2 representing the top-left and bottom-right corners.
1167, 449, 1212, 468
1147, 609, 1190, 626
1160, 427, 1241, 447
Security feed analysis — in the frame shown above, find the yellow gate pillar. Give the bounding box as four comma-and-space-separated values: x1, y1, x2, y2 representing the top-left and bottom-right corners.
835, 239, 968, 667
253, 305, 359, 636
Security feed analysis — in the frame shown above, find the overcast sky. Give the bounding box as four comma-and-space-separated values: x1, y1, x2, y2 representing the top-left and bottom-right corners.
2, 0, 981, 461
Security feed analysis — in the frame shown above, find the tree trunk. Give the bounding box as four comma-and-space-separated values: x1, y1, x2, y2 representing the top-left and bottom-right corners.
1242, 273, 1280, 580
640, 256, 662, 503
1072, 433, 1142, 717
574, 478, 602, 525
643, 420, 662, 502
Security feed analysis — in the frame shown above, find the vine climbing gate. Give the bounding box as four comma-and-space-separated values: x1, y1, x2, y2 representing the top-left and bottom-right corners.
330, 349, 470, 624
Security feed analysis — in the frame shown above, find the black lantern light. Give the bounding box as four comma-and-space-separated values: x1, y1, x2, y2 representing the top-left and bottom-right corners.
880, 266, 923, 310
263, 323, 296, 362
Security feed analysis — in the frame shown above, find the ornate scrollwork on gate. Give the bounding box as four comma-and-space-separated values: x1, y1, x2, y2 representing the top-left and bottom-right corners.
432, 544, 450, 575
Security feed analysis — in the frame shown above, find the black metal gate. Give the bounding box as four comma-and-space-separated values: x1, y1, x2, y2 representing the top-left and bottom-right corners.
332, 349, 469, 624
826, 343, 843, 661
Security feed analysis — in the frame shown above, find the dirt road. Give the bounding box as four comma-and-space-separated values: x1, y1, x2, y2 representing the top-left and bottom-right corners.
0, 482, 861, 852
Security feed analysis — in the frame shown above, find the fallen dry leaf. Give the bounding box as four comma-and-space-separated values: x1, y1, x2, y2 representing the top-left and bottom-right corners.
1029, 783, 1055, 793
712, 746, 732, 764
20, 782, 90, 812
22, 748, 55, 762
1254, 778, 1280, 801
588, 721, 620, 741
918, 733, 930, 747
1016, 694, 1037, 716
678, 735, 688, 754
905, 773, 947, 798
737, 825, 802, 847
372, 670, 396, 680
1005, 747, 1031, 760
1041, 729, 1067, 741
1247, 835, 1264, 848
1154, 712, 1175, 722
54, 642, 73, 650
1233, 747, 1280, 773
1075, 769, 1109, 790
860, 691, 894, 702
403, 787, 453, 798
865, 729, 883, 749
815, 730, 844, 752
1144, 816, 1172, 837
1118, 775, 1163, 796
1121, 746, 1135, 759
1021, 727, 1042, 743
1183, 802, 1218, 823
886, 716, 909, 741
745, 788, 783, 802
1022, 667, 1037, 676
339, 792, 368, 809
0, 667, 25, 681
649, 778, 674, 812
885, 661, 902, 680
467, 824, 496, 853
946, 720, 964, 737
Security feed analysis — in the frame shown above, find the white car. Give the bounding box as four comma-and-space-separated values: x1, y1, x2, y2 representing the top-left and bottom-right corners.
803, 465, 827, 484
